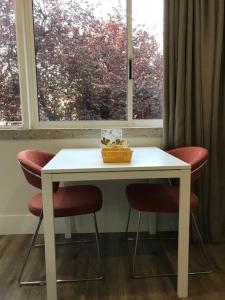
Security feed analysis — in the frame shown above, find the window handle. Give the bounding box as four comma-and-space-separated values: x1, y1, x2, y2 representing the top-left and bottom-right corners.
129, 59, 133, 80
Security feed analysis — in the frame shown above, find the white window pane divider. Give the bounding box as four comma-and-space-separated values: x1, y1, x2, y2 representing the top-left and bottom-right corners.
20, 0, 39, 129
37, 120, 134, 129
35, 119, 162, 129
11, 0, 29, 129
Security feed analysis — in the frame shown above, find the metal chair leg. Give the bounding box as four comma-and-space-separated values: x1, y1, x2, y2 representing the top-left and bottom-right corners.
191, 212, 213, 274
132, 212, 141, 277
57, 213, 103, 283
93, 213, 103, 280
34, 239, 96, 248
126, 211, 213, 279
125, 207, 131, 236
18, 214, 43, 286
19, 213, 103, 286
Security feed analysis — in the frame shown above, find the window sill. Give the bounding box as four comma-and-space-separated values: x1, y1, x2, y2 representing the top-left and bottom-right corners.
0, 127, 163, 140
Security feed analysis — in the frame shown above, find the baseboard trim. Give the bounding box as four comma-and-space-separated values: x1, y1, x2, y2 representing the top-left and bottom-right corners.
0, 215, 66, 235
0, 214, 178, 235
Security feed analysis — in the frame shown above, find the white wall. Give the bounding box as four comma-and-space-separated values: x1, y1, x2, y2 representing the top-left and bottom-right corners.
0, 136, 177, 234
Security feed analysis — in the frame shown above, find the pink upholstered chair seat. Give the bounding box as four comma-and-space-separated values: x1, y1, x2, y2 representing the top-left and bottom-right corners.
29, 185, 102, 217
126, 183, 198, 213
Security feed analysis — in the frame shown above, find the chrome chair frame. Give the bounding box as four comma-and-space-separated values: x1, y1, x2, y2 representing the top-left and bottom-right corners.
17, 161, 103, 286
126, 208, 213, 279
126, 159, 212, 279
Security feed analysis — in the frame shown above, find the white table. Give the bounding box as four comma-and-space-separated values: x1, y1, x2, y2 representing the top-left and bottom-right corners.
42, 147, 191, 300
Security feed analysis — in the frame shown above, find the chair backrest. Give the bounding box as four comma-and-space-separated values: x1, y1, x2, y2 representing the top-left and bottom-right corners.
167, 146, 208, 182
17, 150, 59, 192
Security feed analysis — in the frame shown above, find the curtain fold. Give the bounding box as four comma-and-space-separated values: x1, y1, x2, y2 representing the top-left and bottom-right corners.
164, 0, 225, 241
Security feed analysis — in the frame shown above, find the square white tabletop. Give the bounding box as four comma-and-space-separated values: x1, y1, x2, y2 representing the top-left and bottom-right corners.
42, 147, 190, 174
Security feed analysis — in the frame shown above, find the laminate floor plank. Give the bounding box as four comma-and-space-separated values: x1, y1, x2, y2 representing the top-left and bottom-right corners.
0, 234, 225, 300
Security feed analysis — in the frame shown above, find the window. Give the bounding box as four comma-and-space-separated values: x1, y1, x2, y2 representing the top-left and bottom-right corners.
0, 0, 22, 126
33, 0, 127, 121
132, 0, 163, 119
0, 0, 163, 128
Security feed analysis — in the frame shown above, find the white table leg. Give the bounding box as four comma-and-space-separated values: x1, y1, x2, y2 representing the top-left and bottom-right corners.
177, 169, 191, 298
148, 213, 157, 235
61, 183, 72, 239
64, 217, 72, 239
42, 173, 57, 300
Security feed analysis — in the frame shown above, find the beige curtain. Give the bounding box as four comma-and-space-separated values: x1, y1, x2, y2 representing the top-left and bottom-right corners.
164, 0, 225, 241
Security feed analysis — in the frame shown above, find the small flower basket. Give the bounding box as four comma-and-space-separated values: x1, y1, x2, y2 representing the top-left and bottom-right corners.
101, 147, 133, 163
100, 137, 133, 163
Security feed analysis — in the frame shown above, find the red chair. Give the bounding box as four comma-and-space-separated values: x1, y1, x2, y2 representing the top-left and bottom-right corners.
17, 150, 103, 286
126, 146, 212, 278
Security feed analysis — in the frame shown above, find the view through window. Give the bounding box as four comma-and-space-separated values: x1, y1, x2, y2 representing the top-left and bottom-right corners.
0, 0, 163, 126
33, 0, 127, 121
0, 0, 21, 126
33, 0, 163, 122
133, 0, 163, 119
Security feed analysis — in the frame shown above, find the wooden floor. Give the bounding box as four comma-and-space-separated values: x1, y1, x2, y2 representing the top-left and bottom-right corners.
1, 233, 225, 300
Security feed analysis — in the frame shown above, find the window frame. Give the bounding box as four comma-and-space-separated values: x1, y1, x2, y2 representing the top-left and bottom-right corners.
1, 0, 163, 130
